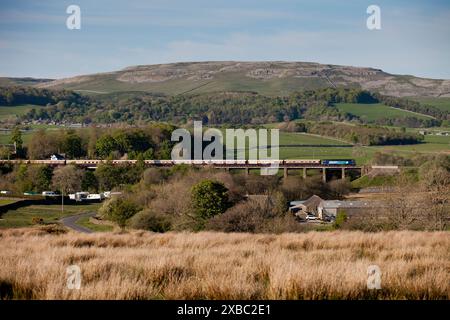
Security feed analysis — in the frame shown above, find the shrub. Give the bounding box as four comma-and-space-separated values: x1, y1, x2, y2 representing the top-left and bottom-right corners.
142, 168, 165, 186
31, 217, 44, 225
129, 210, 172, 233
100, 197, 140, 229
191, 180, 230, 226
207, 199, 307, 233
328, 179, 352, 199
333, 211, 348, 229
206, 201, 264, 233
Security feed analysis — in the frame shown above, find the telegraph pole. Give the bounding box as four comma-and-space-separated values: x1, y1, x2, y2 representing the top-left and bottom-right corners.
61, 187, 64, 213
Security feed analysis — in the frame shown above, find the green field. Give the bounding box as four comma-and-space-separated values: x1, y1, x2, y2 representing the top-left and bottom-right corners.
0, 203, 101, 228
409, 97, 450, 112
266, 131, 448, 164
0, 124, 63, 144
0, 105, 45, 144
280, 135, 448, 163
0, 199, 18, 206
0, 104, 44, 121
367, 134, 450, 154
229, 131, 356, 161
246, 130, 448, 163
351, 175, 397, 188
279, 132, 355, 160
0, 131, 33, 144
279, 132, 349, 145
76, 215, 114, 232
336, 103, 433, 122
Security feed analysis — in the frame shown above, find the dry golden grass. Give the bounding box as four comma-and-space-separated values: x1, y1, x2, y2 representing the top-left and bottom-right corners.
0, 226, 449, 300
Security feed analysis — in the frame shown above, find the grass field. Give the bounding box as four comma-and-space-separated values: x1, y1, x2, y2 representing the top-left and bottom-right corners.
410, 97, 450, 112
0, 132, 34, 144
367, 135, 450, 154
336, 103, 433, 122
0, 124, 62, 144
0, 228, 448, 299
0, 199, 18, 206
0, 104, 44, 121
278, 132, 349, 145
279, 145, 360, 160
224, 129, 357, 161
0, 203, 101, 229
351, 175, 397, 188
275, 124, 448, 160
277, 132, 449, 164
76, 216, 114, 232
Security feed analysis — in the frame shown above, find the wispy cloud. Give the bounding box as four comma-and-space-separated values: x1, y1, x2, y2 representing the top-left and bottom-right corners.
0, 9, 63, 24
0, 0, 449, 79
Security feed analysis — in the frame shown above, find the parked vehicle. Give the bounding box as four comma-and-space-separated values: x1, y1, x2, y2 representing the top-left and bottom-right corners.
69, 192, 89, 201
305, 214, 319, 221
86, 193, 105, 201
0, 190, 12, 195
69, 192, 105, 202
42, 191, 59, 197
23, 191, 40, 196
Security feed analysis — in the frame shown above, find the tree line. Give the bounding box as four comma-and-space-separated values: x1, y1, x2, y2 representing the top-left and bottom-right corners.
0, 86, 87, 106
1, 86, 444, 127
4, 124, 175, 160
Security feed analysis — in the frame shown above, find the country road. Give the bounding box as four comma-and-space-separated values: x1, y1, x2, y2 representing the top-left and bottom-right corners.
60, 212, 96, 233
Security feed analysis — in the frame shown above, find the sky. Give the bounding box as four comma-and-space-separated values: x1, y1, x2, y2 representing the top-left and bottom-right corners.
0, 0, 449, 79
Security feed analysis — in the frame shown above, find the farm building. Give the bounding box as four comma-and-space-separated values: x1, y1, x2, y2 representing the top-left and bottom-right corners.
317, 200, 379, 219
289, 195, 382, 220
289, 195, 323, 217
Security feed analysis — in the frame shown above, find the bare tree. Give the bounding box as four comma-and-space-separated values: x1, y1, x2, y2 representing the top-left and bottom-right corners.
52, 166, 84, 212
419, 164, 450, 230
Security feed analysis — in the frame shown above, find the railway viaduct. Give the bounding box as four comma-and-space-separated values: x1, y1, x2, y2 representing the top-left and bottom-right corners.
0, 159, 391, 182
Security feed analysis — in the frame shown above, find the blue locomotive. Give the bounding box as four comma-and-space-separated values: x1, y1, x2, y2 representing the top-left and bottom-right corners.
321, 159, 356, 165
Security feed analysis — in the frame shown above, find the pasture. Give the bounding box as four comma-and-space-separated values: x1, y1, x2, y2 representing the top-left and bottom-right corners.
0, 104, 44, 121
335, 103, 433, 122
277, 132, 448, 164
410, 97, 450, 112
0, 202, 101, 229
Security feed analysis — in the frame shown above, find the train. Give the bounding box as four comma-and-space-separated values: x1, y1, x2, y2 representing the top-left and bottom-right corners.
321, 159, 356, 166
0, 159, 356, 166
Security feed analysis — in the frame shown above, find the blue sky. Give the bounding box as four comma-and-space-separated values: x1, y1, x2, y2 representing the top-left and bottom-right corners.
1, 0, 449, 79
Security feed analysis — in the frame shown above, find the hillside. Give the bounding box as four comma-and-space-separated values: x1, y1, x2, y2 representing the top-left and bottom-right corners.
36, 61, 450, 97
0, 77, 53, 87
